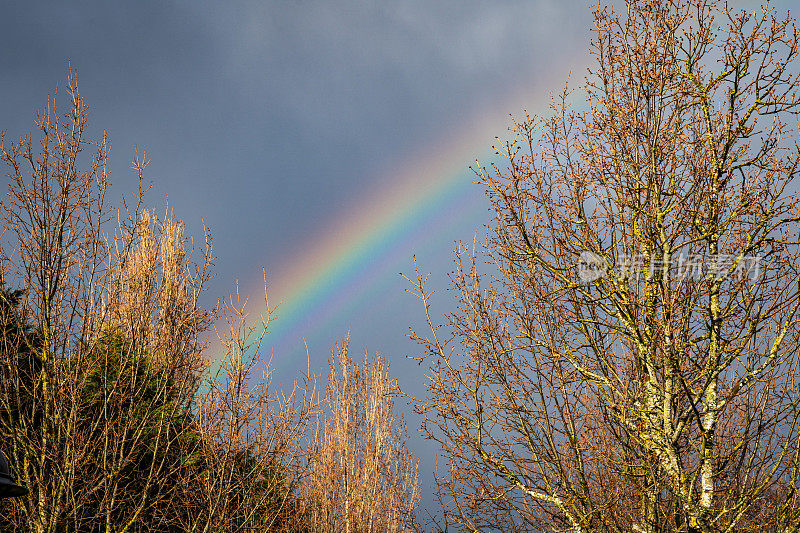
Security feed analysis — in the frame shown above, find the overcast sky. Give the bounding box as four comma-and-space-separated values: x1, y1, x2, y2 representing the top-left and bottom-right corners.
2, 0, 788, 520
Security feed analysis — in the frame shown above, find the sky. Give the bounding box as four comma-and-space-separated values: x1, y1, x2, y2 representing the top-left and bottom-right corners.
1, 0, 789, 521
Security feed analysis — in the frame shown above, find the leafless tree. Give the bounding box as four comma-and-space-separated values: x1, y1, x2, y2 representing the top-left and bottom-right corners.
408, 1, 800, 531
0, 66, 218, 530
182, 278, 316, 533
0, 67, 307, 533
301, 335, 420, 533
0, 66, 423, 533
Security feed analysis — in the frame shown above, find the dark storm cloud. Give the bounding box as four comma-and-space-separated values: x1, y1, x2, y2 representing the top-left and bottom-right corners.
1, 1, 589, 288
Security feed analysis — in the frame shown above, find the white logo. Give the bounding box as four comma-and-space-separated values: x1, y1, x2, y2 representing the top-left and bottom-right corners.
577, 251, 606, 283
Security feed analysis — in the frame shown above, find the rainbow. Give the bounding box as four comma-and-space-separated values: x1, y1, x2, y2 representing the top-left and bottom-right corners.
211, 0, 775, 369
208, 60, 591, 368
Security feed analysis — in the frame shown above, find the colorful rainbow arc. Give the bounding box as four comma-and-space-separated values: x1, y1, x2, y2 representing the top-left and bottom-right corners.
207, 60, 590, 366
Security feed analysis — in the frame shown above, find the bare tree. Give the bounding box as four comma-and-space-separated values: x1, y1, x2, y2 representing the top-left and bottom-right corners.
0, 66, 219, 532
183, 278, 315, 533
0, 67, 313, 533
408, 1, 800, 531
301, 335, 420, 533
